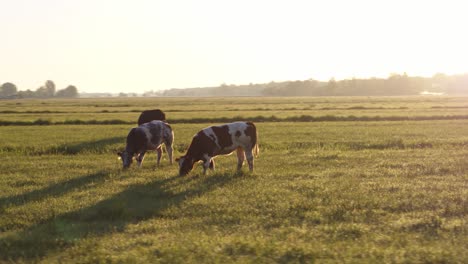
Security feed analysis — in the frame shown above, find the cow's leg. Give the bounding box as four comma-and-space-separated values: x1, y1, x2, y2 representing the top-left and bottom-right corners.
156, 147, 162, 166
245, 148, 254, 172
209, 159, 215, 171
236, 147, 245, 170
165, 143, 173, 165
202, 156, 212, 175
136, 151, 146, 167
164, 130, 174, 165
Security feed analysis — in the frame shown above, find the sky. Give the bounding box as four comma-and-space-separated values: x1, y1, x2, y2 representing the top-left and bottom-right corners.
1, 0, 467, 93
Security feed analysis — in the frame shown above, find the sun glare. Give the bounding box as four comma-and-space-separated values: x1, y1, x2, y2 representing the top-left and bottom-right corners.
0, 0, 466, 92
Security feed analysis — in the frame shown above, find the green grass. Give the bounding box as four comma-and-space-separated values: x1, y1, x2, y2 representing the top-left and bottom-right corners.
2, 96, 468, 124
0, 97, 467, 263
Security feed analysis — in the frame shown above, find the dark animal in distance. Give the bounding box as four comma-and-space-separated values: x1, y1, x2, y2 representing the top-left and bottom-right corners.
118, 120, 174, 169
137, 109, 167, 156
138, 109, 166, 125
176, 121, 259, 176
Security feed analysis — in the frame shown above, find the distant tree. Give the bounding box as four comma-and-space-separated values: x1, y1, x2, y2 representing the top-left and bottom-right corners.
35, 87, 48, 97
432, 73, 448, 81
327, 78, 337, 95
45, 80, 56, 95
447, 74, 468, 94
17, 89, 35, 98
0, 82, 18, 97
35, 80, 56, 98
118, 92, 128, 97
143, 90, 162, 97
386, 73, 417, 95
55, 85, 79, 98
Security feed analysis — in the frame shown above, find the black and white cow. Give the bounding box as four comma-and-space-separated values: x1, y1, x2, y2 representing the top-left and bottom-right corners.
118, 120, 173, 169
176, 121, 259, 176
138, 109, 166, 125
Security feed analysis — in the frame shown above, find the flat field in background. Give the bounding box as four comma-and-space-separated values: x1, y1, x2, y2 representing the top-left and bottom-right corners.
0, 96, 467, 263
1, 96, 468, 123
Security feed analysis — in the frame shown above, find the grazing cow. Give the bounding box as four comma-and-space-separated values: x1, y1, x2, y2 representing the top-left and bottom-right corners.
138, 109, 166, 125
118, 120, 173, 169
176, 121, 259, 176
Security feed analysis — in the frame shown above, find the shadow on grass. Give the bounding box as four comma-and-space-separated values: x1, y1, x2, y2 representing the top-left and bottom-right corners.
46, 136, 125, 155
0, 136, 126, 155
0, 171, 242, 261
0, 172, 111, 207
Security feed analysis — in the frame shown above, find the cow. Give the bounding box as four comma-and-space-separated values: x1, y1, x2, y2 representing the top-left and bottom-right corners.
117, 120, 174, 169
176, 121, 259, 176
138, 109, 166, 126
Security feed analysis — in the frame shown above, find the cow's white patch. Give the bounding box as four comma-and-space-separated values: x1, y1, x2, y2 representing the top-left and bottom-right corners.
140, 121, 166, 150
202, 127, 217, 146
229, 122, 251, 146
200, 122, 252, 156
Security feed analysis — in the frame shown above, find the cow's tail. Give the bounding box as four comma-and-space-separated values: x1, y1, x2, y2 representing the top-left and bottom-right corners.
254, 141, 259, 157
247, 121, 259, 157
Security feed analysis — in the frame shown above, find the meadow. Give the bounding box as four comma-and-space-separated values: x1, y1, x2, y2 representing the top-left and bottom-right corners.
0, 96, 467, 263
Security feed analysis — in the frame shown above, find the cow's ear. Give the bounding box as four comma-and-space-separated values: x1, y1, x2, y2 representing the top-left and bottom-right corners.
175, 157, 180, 162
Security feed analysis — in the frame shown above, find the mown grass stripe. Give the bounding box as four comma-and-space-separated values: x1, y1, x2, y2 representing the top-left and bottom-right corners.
1, 114, 468, 126
3, 105, 468, 115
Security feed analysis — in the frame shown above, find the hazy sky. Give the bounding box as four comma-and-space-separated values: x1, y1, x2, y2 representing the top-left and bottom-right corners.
1, 0, 467, 93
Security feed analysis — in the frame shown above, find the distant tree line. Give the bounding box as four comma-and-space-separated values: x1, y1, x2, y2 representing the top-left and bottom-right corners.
161, 73, 468, 97
261, 73, 468, 96
3, 73, 467, 98
0, 80, 78, 99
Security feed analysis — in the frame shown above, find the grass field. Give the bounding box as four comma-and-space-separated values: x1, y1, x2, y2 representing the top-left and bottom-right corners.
0, 97, 467, 263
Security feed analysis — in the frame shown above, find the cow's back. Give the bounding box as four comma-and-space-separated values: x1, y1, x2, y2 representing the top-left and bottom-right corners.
201, 122, 256, 155
143, 120, 174, 148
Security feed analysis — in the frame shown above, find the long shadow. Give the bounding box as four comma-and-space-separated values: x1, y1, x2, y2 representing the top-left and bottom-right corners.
44, 137, 125, 155
0, 172, 242, 261
57, 137, 125, 154
0, 171, 111, 207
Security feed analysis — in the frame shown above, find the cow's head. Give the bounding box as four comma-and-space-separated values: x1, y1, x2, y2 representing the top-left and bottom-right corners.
176, 156, 194, 176
117, 151, 134, 169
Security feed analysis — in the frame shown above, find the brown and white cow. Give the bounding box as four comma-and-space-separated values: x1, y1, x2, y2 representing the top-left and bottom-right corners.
118, 120, 174, 169
176, 121, 259, 176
